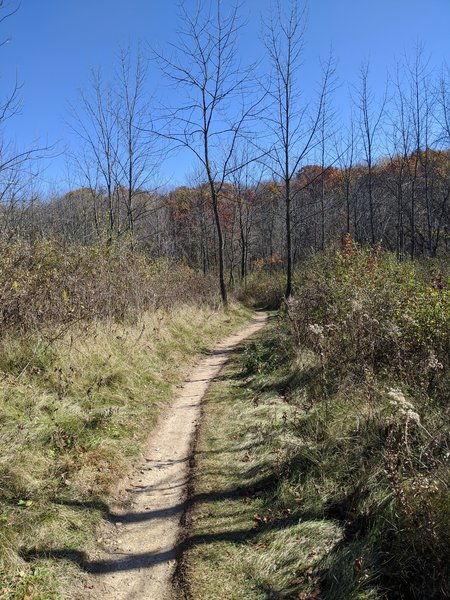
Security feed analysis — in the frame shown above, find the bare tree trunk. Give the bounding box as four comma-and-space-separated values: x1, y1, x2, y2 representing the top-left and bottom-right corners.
285, 178, 293, 298
264, 1, 333, 299
358, 63, 385, 245
155, 2, 261, 307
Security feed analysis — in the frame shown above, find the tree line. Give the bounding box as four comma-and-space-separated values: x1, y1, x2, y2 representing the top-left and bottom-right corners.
1, 1, 449, 304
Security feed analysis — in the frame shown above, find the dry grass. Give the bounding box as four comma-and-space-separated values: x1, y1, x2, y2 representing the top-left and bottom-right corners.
0, 303, 251, 599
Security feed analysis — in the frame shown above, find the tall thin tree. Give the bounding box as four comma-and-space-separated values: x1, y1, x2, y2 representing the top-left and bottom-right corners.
154, 1, 262, 307
264, 0, 333, 298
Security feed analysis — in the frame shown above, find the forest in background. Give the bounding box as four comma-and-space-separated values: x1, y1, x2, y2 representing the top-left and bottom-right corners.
1, 1, 449, 306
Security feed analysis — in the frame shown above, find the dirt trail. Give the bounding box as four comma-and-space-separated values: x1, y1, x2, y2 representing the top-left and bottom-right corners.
88, 312, 267, 600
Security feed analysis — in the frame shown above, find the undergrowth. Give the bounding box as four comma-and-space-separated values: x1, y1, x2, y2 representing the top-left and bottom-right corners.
183, 241, 449, 600
0, 237, 220, 336
280, 239, 450, 598
236, 269, 285, 309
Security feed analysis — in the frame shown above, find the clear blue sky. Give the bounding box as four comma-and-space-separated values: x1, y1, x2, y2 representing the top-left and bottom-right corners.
2, 0, 449, 194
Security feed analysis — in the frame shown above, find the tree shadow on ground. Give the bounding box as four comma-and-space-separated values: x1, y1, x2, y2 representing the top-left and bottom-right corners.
21, 506, 323, 576
18, 316, 348, 595
21, 453, 335, 589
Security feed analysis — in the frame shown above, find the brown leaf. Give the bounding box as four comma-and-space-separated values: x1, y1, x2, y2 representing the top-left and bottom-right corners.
253, 513, 268, 525
251, 542, 268, 550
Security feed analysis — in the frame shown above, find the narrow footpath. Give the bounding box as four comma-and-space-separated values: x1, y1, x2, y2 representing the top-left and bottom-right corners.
88, 311, 267, 600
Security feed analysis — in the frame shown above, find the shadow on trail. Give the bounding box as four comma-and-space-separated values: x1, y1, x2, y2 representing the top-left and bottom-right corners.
20, 314, 310, 583
21, 466, 314, 576
195, 440, 263, 455
22, 501, 320, 576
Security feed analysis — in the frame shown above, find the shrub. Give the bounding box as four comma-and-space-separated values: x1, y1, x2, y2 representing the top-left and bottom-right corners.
0, 238, 219, 338
236, 270, 285, 309
287, 239, 449, 398
266, 239, 450, 598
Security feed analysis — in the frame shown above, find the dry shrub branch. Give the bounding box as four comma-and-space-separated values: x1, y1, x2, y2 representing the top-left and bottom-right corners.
0, 237, 219, 338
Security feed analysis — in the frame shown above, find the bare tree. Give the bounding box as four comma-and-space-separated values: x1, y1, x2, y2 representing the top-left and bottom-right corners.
0, 1, 50, 236
317, 55, 337, 251
0, 1, 20, 128
228, 143, 265, 280
435, 67, 450, 253
335, 118, 356, 237
68, 70, 121, 244
356, 62, 386, 245
264, 0, 333, 298
386, 66, 412, 260
437, 65, 450, 144
154, 1, 262, 307
116, 48, 159, 246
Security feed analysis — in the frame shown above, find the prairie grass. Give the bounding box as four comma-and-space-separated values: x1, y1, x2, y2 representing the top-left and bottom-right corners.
0, 303, 251, 599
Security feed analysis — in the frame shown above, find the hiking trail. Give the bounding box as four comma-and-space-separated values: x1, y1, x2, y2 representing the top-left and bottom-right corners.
88, 312, 268, 600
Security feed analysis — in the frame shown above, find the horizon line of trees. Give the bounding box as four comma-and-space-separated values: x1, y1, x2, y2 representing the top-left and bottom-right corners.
1, 1, 449, 303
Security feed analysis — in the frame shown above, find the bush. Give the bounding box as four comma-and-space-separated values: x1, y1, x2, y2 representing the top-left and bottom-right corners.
264, 239, 450, 598
287, 238, 449, 399
0, 238, 219, 337
236, 270, 285, 309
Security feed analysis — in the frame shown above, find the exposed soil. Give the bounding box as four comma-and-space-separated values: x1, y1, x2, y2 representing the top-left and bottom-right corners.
88, 312, 267, 600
